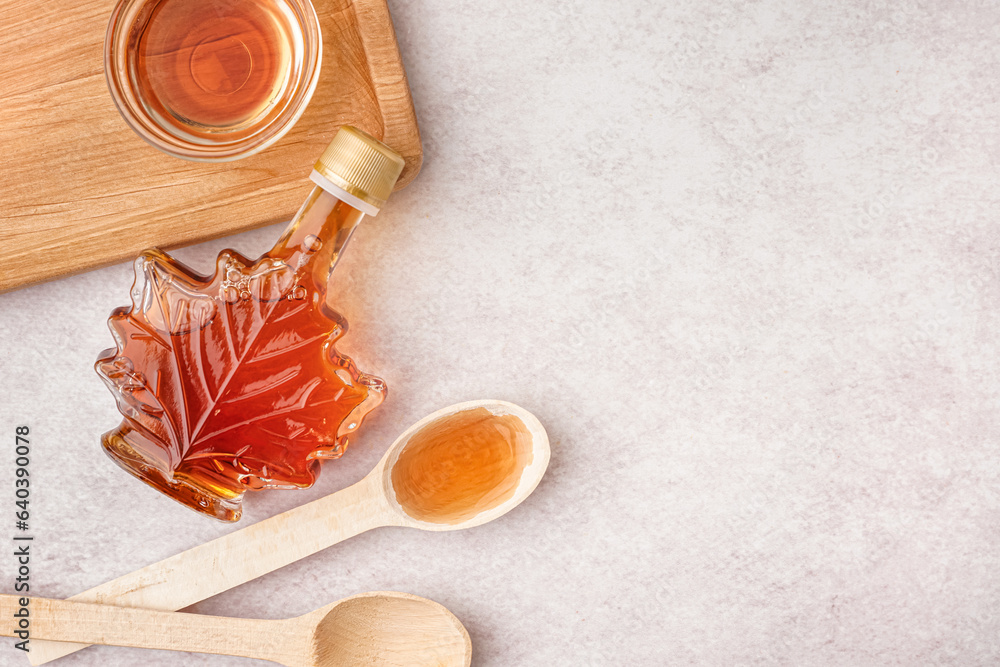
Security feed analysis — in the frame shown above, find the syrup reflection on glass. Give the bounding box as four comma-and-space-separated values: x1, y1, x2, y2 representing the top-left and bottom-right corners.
107, 0, 322, 160
134, 0, 298, 131
96, 126, 405, 521
97, 191, 384, 522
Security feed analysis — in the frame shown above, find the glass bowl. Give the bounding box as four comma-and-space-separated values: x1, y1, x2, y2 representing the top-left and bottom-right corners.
105, 0, 323, 162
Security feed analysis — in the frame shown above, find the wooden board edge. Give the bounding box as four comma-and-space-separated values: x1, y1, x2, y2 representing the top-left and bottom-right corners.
351, 0, 423, 190
0, 207, 300, 294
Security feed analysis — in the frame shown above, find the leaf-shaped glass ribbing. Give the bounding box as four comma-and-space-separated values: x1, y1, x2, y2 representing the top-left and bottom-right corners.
96, 190, 385, 522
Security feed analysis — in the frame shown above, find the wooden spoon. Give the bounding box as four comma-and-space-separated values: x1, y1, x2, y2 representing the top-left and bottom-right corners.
2, 591, 471, 666
30, 399, 549, 665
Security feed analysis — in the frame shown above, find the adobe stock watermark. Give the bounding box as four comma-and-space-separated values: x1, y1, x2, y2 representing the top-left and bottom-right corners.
668, 11, 732, 72
559, 244, 671, 354
846, 128, 952, 245
721, 85, 833, 201
12, 425, 33, 653
900, 267, 989, 359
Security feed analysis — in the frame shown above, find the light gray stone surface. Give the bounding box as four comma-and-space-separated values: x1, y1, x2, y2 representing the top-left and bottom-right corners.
2, 0, 999, 664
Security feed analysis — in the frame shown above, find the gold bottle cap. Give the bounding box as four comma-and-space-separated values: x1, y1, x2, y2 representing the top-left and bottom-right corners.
310, 126, 405, 216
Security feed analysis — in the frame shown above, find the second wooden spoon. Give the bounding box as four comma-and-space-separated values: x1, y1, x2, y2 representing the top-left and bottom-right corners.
1, 591, 471, 666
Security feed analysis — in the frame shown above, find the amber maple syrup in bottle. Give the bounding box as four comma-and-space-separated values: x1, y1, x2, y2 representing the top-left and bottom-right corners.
96, 126, 405, 521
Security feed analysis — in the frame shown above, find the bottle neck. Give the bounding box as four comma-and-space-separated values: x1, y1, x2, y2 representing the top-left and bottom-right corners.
268, 186, 366, 293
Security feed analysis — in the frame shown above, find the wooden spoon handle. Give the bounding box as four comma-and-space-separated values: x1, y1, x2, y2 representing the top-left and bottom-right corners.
0, 595, 297, 663
28, 475, 393, 666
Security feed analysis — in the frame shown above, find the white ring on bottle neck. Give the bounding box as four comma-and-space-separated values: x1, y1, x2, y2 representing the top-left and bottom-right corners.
310, 169, 381, 217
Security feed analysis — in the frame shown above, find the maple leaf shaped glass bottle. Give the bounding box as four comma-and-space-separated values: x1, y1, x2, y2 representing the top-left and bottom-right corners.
96, 126, 405, 521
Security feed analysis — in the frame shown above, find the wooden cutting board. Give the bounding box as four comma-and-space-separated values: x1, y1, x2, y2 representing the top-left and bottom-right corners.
0, 0, 421, 293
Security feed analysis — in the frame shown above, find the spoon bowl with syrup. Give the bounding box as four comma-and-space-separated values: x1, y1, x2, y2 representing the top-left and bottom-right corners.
382, 400, 549, 530
29, 400, 550, 665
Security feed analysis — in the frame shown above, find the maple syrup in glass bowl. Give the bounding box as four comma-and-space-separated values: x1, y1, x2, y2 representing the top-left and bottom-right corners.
105, 0, 322, 161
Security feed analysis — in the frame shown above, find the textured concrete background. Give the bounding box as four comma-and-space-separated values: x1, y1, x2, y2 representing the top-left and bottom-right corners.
2, 0, 999, 664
